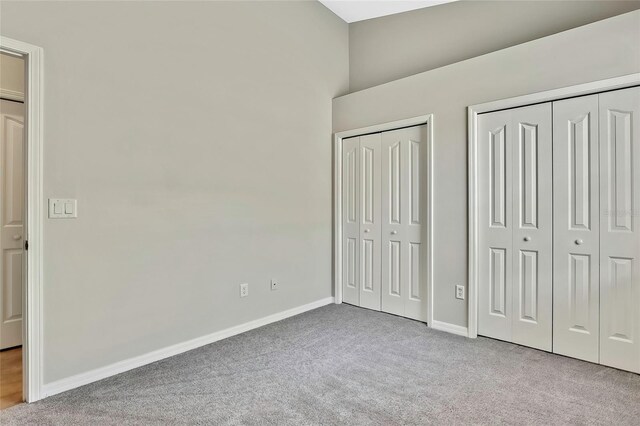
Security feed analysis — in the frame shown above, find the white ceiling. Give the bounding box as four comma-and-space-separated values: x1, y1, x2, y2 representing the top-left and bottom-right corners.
319, 0, 457, 23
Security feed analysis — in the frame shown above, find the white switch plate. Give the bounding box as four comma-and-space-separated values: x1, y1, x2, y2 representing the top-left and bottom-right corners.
270, 279, 278, 291
455, 285, 465, 300
48, 199, 77, 219
240, 283, 249, 298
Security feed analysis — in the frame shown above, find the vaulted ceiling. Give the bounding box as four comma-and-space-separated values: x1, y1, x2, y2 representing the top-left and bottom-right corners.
319, 0, 457, 23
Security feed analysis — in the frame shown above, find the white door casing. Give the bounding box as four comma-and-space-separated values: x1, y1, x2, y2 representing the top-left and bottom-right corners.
0, 36, 45, 403
599, 86, 640, 373
359, 134, 382, 311
381, 125, 429, 321
342, 136, 360, 306
552, 95, 600, 363
477, 103, 553, 351
0, 99, 25, 350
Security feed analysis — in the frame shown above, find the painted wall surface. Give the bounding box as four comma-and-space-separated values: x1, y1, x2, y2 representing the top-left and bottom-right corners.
1, 1, 348, 383
0, 52, 24, 95
349, 0, 640, 92
334, 11, 640, 328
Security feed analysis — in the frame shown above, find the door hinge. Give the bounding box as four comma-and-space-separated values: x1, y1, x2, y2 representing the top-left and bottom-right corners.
25, 240, 29, 251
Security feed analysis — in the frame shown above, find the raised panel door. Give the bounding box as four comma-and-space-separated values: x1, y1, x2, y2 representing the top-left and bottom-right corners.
478, 109, 514, 342
381, 125, 429, 321
359, 134, 382, 311
599, 87, 640, 373
552, 95, 600, 362
342, 136, 360, 306
511, 103, 553, 352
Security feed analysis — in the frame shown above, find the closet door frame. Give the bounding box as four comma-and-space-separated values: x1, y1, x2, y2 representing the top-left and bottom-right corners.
333, 114, 434, 325
468, 73, 640, 339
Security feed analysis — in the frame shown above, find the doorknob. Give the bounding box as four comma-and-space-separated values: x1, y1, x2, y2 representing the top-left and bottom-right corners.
523, 236, 531, 242
575, 239, 583, 245
391, 230, 398, 235
13, 235, 21, 240
363, 229, 370, 233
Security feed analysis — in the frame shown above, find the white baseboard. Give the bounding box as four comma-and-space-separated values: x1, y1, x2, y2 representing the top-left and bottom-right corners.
41, 297, 334, 399
430, 320, 469, 337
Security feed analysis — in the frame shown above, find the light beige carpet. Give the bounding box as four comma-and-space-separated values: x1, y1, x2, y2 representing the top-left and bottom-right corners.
2, 303, 639, 425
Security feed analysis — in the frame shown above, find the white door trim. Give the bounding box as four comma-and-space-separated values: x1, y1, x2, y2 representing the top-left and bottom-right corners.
0, 36, 44, 402
333, 114, 434, 325
467, 73, 640, 339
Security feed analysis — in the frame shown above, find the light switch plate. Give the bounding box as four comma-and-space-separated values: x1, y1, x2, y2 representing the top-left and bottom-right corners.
49, 199, 77, 219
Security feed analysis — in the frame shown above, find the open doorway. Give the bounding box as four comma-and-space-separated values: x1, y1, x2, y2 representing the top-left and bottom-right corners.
0, 50, 26, 410
0, 36, 44, 405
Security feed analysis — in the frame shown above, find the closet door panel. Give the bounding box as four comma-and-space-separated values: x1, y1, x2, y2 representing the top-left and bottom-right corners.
380, 125, 428, 321
599, 87, 640, 373
403, 125, 429, 321
511, 103, 553, 352
359, 134, 382, 311
381, 130, 408, 317
553, 95, 600, 362
342, 136, 360, 306
478, 109, 514, 342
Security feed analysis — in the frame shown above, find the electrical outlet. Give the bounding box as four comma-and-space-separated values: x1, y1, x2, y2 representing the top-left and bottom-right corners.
240, 283, 249, 298
456, 285, 465, 300
270, 279, 278, 291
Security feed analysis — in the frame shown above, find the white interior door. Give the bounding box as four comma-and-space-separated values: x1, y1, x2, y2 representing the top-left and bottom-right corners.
599, 86, 640, 373
381, 125, 428, 322
511, 104, 553, 351
1, 99, 25, 350
342, 136, 360, 306
359, 134, 382, 311
552, 95, 600, 363
478, 103, 552, 351
478, 108, 513, 342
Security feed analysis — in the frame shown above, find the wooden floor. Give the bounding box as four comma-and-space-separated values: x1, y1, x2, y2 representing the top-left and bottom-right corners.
0, 347, 22, 410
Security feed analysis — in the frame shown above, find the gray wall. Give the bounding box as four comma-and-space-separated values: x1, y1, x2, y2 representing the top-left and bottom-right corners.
334, 11, 640, 328
1, 1, 348, 383
349, 0, 640, 92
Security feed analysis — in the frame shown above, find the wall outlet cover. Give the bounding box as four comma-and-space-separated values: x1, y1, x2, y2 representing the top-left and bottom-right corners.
456, 285, 465, 300
270, 279, 278, 291
240, 283, 249, 298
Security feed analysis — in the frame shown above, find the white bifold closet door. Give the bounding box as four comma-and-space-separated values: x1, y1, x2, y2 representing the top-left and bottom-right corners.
342, 136, 360, 307
341, 125, 428, 322
599, 87, 640, 373
342, 134, 382, 311
552, 94, 600, 363
381, 126, 428, 322
477, 103, 553, 351
553, 87, 640, 372
480, 86, 639, 373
